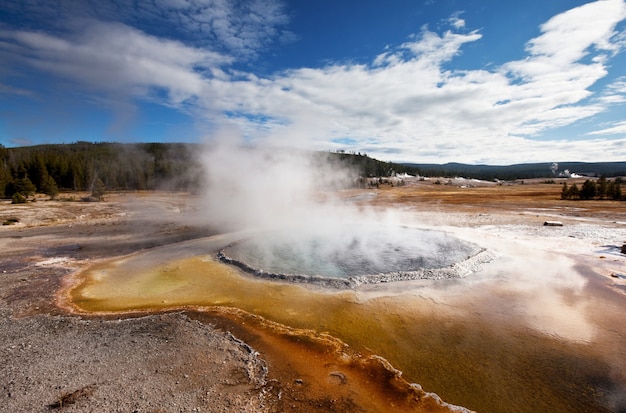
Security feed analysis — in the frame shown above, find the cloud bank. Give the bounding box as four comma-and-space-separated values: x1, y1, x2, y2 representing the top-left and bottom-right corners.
1, 0, 626, 164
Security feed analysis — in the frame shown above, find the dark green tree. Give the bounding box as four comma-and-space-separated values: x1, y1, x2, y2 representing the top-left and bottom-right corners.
597, 176, 607, 199
6, 176, 37, 199
608, 180, 622, 200
0, 144, 10, 198
580, 179, 596, 200
568, 183, 580, 199
16, 176, 37, 196
41, 175, 59, 199
29, 155, 49, 192
560, 182, 569, 200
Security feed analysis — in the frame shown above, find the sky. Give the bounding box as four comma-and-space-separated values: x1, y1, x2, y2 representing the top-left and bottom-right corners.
1, 0, 626, 165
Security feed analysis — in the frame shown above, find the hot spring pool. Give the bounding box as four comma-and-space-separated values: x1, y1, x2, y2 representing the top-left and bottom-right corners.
219, 225, 489, 287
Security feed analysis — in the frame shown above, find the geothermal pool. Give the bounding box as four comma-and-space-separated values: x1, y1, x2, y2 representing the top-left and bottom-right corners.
62, 224, 626, 413
219, 225, 486, 287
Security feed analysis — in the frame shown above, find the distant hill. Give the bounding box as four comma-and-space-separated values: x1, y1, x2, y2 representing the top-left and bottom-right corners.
0, 143, 425, 198
402, 162, 626, 181
0, 143, 407, 197
1, 141, 624, 199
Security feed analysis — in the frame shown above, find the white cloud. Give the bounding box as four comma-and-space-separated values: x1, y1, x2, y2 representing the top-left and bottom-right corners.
157, 0, 291, 57
209, 0, 626, 163
1, 0, 292, 59
373, 23, 482, 68
1, 21, 229, 105
2, 0, 626, 164
525, 0, 626, 61
448, 12, 466, 29
588, 120, 626, 135
599, 76, 626, 104
235, 0, 626, 163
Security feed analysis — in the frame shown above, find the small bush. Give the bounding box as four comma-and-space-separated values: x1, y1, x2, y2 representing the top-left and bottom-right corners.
90, 178, 106, 201
11, 193, 27, 204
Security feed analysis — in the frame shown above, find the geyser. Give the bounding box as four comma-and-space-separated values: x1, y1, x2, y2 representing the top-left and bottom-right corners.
219, 224, 490, 288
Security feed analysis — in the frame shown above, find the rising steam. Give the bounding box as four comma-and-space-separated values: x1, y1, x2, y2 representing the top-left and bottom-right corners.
198, 129, 358, 233
550, 162, 558, 175
196, 128, 491, 284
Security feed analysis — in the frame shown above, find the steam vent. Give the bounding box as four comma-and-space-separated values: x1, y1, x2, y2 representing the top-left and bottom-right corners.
219, 225, 495, 288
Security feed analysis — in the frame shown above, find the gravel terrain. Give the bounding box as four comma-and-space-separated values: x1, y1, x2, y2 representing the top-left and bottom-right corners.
0, 194, 278, 412
1, 310, 271, 412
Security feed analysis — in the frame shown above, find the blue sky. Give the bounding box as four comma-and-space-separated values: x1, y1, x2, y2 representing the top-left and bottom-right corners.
1, 0, 626, 164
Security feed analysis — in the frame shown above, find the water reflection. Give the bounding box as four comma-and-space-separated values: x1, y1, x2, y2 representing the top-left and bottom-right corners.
61, 230, 626, 413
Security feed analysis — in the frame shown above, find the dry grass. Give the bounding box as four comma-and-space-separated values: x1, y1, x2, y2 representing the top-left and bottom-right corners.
363, 178, 626, 221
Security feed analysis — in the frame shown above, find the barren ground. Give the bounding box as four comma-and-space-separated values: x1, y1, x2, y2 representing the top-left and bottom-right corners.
1, 180, 625, 412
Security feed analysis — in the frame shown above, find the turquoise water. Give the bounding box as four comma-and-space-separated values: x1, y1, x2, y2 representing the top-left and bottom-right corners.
223, 225, 481, 278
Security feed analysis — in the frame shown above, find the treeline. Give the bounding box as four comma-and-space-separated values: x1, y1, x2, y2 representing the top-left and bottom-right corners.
4, 142, 624, 202
0, 143, 417, 200
0, 142, 202, 200
561, 177, 623, 200
403, 162, 626, 181
329, 151, 420, 177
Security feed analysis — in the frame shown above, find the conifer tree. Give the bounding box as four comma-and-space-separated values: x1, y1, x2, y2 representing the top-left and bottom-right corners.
597, 176, 607, 199
608, 180, 622, 200
580, 179, 596, 200
41, 175, 59, 199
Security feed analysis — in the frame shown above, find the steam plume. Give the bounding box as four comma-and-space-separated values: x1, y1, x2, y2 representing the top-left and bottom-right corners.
550, 162, 558, 175
198, 129, 357, 233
